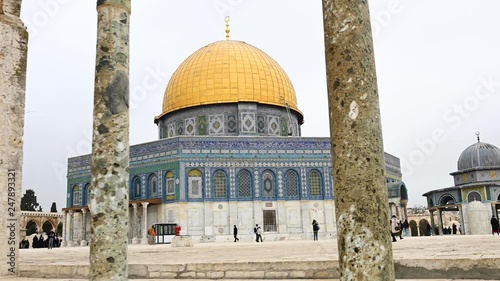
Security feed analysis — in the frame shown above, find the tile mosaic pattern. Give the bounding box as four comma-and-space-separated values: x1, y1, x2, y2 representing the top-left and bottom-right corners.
185, 118, 195, 136
209, 114, 225, 135
241, 112, 255, 133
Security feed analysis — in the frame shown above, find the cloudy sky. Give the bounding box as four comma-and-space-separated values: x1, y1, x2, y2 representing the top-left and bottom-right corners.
19, 0, 500, 211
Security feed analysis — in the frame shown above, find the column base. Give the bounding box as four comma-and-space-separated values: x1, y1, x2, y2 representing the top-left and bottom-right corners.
61, 241, 67, 247
80, 240, 88, 246
140, 237, 148, 245
132, 237, 139, 244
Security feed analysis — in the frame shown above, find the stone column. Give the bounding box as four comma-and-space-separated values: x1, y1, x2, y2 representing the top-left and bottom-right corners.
141, 202, 149, 245
89, 1, 131, 280
429, 211, 435, 235
0, 0, 28, 276
62, 211, 68, 247
458, 205, 465, 235
322, 1, 395, 279
437, 209, 443, 235
80, 209, 87, 246
131, 203, 138, 244
67, 210, 74, 246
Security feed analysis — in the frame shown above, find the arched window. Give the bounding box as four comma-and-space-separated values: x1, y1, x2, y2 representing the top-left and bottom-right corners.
149, 174, 158, 198
84, 183, 91, 206
468, 191, 482, 202
133, 177, 141, 199
188, 169, 203, 199
262, 171, 275, 198
285, 170, 299, 198
309, 170, 322, 197
237, 170, 252, 199
213, 170, 227, 199
72, 185, 82, 206
166, 171, 175, 195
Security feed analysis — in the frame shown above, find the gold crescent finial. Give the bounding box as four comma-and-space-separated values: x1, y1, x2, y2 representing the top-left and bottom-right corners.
225, 16, 230, 40
476, 131, 480, 142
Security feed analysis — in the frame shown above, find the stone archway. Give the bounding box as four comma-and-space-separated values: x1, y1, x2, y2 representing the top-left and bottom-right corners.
409, 220, 418, 236
419, 219, 431, 236
20, 211, 64, 239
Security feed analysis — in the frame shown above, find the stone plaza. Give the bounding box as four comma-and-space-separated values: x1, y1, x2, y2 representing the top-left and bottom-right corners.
10, 235, 500, 280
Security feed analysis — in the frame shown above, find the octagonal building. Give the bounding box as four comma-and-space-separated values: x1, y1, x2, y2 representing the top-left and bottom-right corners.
63, 29, 406, 245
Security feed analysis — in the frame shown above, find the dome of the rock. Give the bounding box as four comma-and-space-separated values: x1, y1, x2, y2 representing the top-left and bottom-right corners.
156, 40, 302, 122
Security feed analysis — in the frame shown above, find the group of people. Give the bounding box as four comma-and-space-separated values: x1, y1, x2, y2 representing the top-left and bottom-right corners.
20, 229, 59, 249
232, 220, 321, 242
391, 215, 409, 242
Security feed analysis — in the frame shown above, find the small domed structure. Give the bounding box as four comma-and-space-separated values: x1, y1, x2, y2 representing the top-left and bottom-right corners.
457, 141, 500, 171
423, 133, 500, 236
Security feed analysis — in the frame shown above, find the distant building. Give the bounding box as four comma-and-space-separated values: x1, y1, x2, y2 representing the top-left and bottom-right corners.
423, 134, 500, 235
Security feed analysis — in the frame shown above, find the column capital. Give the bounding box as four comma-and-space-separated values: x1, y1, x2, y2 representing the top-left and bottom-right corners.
132, 203, 138, 208
68, 210, 74, 214
81, 209, 87, 214
141, 202, 149, 208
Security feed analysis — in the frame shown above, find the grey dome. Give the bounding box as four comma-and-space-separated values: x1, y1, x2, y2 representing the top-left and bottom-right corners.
457, 141, 500, 171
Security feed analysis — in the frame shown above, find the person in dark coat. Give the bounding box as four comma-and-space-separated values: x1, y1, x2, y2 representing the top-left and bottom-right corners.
490, 216, 500, 235
32, 235, 38, 248
233, 225, 239, 242
312, 220, 320, 241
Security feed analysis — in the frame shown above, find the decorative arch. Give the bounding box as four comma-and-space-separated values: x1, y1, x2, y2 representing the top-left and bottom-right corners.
148, 173, 158, 198
438, 194, 456, 206
86, 184, 91, 206
26, 220, 38, 236
42, 220, 55, 234
83, 183, 91, 206
165, 171, 175, 195
132, 177, 141, 199
262, 170, 276, 199
72, 185, 82, 206
409, 220, 418, 236
188, 169, 203, 199
237, 169, 252, 199
213, 170, 228, 199
285, 169, 300, 198
419, 219, 431, 236
467, 191, 482, 202
308, 169, 323, 197
400, 183, 408, 201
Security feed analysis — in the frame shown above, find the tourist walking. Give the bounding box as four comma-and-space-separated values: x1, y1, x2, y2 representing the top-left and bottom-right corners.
148, 225, 156, 244
403, 219, 409, 237
312, 219, 319, 241
452, 223, 457, 235
47, 229, 56, 249
490, 216, 500, 235
390, 215, 400, 242
233, 225, 239, 242
254, 224, 263, 242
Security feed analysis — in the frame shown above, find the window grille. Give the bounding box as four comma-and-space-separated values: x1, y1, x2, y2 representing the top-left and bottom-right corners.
237, 170, 252, 198
309, 170, 322, 196
263, 210, 277, 232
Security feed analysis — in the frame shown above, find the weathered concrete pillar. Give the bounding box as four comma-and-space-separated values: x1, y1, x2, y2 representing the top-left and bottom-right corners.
89, 0, 131, 280
132, 203, 139, 244
141, 202, 149, 245
0, 0, 27, 276
322, 1, 395, 279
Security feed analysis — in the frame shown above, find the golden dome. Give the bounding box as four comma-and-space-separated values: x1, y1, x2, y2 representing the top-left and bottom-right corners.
156, 40, 302, 120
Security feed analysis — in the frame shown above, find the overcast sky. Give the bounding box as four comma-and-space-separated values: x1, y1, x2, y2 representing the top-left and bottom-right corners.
19, 0, 500, 212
